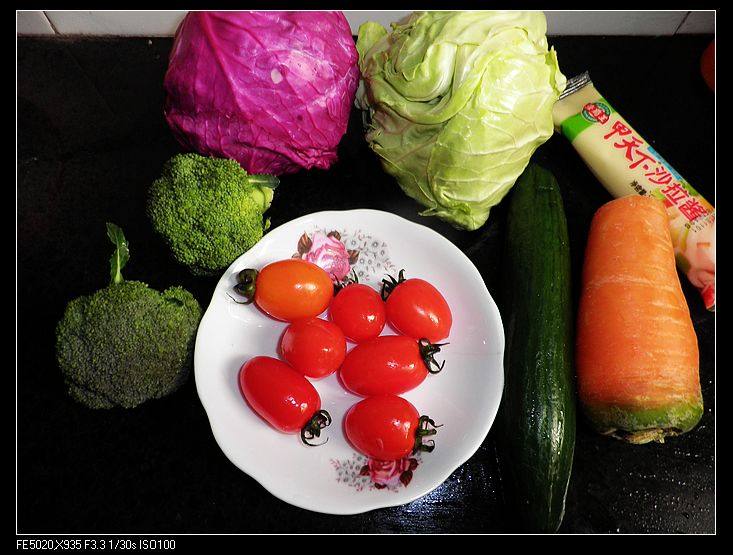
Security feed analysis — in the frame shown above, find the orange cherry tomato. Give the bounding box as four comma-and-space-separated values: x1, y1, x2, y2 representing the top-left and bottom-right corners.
239, 356, 331, 445
330, 283, 386, 343
280, 318, 346, 379
339, 335, 446, 396
344, 395, 440, 461
232, 259, 334, 322
381, 270, 452, 342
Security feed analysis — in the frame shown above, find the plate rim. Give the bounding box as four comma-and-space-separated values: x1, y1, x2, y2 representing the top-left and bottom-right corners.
194, 208, 505, 515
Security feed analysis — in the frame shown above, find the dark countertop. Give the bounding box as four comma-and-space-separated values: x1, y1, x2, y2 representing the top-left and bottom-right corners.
17, 35, 715, 534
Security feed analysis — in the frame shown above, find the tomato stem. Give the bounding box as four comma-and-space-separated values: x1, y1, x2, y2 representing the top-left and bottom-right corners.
418, 338, 448, 374
334, 268, 359, 294
230, 268, 258, 304
380, 269, 406, 301
301, 409, 332, 447
413, 415, 442, 454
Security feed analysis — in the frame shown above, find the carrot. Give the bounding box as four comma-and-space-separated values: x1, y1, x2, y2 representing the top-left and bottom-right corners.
576, 195, 703, 444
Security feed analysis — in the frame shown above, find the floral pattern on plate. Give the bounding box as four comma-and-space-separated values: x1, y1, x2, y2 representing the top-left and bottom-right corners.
293, 229, 395, 284
331, 453, 422, 492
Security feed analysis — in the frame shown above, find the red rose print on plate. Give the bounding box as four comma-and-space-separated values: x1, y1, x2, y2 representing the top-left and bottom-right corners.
293, 230, 358, 282
331, 453, 422, 492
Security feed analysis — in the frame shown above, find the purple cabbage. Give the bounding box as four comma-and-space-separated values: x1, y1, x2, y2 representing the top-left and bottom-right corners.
164, 11, 359, 175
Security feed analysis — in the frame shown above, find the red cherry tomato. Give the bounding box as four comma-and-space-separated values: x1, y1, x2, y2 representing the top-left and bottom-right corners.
339, 335, 445, 396
239, 356, 331, 445
232, 259, 333, 322
330, 283, 386, 343
280, 318, 346, 379
701, 40, 714, 92
344, 395, 440, 461
382, 270, 452, 342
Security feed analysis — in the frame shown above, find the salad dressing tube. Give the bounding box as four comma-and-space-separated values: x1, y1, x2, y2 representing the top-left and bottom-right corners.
554, 72, 715, 310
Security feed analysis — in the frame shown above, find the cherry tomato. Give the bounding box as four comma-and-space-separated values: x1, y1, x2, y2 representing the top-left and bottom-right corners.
280, 318, 346, 379
330, 283, 386, 343
701, 40, 714, 92
232, 259, 333, 322
382, 270, 452, 342
339, 335, 445, 396
239, 356, 331, 445
344, 395, 440, 461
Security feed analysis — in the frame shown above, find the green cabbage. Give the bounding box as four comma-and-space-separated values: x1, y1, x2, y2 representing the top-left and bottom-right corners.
356, 11, 566, 230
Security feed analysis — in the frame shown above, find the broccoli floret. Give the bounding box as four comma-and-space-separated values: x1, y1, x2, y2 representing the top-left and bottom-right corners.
55, 223, 202, 409
147, 153, 278, 275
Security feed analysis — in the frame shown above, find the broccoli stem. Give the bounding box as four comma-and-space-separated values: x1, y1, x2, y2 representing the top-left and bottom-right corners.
247, 174, 280, 190
106, 222, 130, 285
246, 175, 278, 213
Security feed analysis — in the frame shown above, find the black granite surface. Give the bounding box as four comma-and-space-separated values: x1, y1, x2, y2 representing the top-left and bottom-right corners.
17, 35, 715, 534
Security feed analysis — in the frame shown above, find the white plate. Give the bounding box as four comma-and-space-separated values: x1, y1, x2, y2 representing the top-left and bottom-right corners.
194, 209, 504, 515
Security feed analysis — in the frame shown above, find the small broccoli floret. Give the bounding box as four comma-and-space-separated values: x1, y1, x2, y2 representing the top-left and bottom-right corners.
56, 223, 202, 409
147, 153, 278, 275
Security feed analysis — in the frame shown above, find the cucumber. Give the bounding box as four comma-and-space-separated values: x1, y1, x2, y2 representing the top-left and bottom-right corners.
496, 164, 576, 533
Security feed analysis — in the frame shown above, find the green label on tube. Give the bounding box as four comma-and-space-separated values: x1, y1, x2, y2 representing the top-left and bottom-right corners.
560, 98, 616, 142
